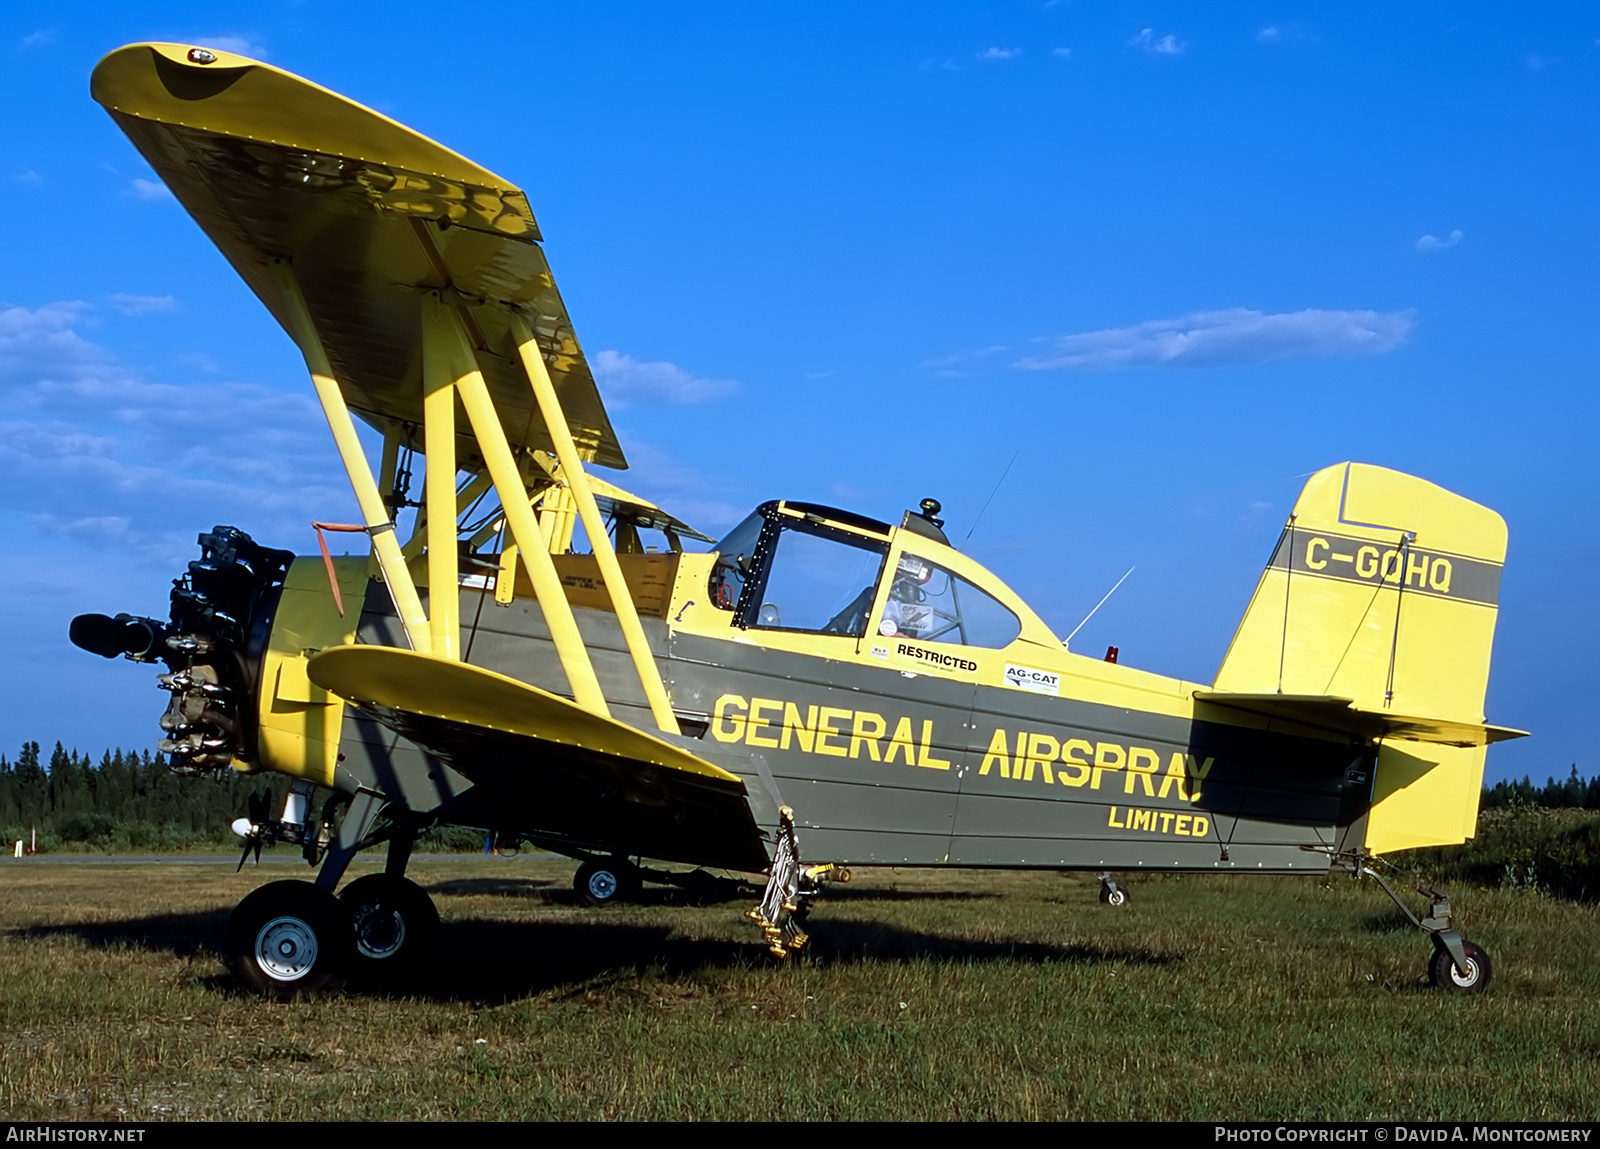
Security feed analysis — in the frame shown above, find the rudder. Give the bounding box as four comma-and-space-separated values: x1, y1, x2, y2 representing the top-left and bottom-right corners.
1214, 463, 1509, 853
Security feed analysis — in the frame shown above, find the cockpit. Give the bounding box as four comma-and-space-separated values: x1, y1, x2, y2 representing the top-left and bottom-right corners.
707, 500, 1029, 651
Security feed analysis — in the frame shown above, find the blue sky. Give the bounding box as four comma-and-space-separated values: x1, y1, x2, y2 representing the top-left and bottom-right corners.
2, 3, 1595, 784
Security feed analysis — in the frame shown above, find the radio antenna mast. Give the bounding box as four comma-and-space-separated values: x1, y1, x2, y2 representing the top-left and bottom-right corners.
960, 451, 1019, 552
1064, 566, 1135, 647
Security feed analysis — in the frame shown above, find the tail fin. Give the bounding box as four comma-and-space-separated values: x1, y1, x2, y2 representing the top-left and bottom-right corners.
1214, 463, 1511, 854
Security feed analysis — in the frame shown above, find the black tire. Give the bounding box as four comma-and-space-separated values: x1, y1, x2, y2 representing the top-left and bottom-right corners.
575, 858, 639, 907
1099, 885, 1129, 907
1429, 939, 1492, 994
224, 880, 351, 1000
339, 874, 440, 983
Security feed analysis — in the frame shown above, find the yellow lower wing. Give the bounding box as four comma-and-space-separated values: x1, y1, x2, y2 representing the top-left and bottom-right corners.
305, 646, 737, 782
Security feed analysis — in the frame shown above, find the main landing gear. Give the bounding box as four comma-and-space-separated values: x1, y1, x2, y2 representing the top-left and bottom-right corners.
223, 786, 441, 997
341, 874, 440, 981
574, 857, 642, 907
224, 880, 350, 1000
568, 854, 758, 906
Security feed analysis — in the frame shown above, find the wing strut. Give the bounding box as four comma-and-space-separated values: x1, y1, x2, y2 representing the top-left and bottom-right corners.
421, 294, 611, 718
268, 259, 433, 655
509, 313, 682, 736
422, 323, 460, 658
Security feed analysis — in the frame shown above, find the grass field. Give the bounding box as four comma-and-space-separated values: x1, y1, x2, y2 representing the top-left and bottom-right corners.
2, 853, 1598, 1121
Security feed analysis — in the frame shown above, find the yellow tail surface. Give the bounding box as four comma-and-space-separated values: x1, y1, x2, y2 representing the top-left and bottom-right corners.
1214, 463, 1509, 854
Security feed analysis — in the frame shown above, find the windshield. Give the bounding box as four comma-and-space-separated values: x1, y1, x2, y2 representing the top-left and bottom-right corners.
707, 507, 889, 637
753, 524, 886, 636
708, 511, 765, 611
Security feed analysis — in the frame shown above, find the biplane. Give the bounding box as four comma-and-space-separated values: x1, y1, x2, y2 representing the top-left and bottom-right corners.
71, 42, 1525, 999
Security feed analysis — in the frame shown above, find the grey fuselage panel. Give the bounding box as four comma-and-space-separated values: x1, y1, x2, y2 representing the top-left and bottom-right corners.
330, 583, 1368, 875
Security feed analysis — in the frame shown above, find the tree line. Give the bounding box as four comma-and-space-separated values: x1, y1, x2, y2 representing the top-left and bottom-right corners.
0, 741, 288, 852
2, 740, 1595, 852
1480, 765, 1600, 811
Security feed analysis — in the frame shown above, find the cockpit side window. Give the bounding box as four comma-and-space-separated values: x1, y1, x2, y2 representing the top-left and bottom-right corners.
876, 553, 1021, 649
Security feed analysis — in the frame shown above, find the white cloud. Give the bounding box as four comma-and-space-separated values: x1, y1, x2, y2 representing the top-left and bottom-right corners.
602, 438, 743, 534
1415, 229, 1463, 252
1130, 28, 1186, 56
24, 515, 195, 568
187, 34, 268, 59
0, 302, 102, 374
0, 302, 353, 568
1052, 47, 1073, 59
1014, 308, 1414, 371
977, 47, 1020, 61
1258, 26, 1281, 43
591, 350, 736, 407
922, 344, 1008, 378
20, 29, 55, 49
1, 300, 88, 339
15, 170, 41, 187
176, 351, 221, 372
128, 178, 173, 201
108, 294, 178, 317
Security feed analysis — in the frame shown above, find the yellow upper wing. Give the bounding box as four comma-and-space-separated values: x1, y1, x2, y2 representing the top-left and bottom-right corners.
91, 42, 626, 470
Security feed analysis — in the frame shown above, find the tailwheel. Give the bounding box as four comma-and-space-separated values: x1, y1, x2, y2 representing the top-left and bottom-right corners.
1349, 859, 1495, 996
1097, 874, 1129, 907
224, 880, 351, 1000
574, 857, 640, 907
1430, 939, 1492, 994
339, 874, 439, 984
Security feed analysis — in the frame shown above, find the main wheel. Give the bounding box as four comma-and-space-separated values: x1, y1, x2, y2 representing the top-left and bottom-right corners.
575, 858, 640, 907
224, 880, 351, 1000
339, 874, 439, 983
1429, 939, 1492, 994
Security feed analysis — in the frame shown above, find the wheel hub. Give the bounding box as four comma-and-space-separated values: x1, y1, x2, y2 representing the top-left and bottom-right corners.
254, 915, 318, 981
352, 902, 406, 960
587, 870, 619, 901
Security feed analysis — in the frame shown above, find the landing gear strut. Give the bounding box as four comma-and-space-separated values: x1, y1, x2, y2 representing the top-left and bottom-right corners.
224, 788, 442, 997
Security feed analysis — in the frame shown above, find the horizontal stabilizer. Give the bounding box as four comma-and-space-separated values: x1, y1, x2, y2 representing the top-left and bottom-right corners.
306, 646, 738, 782
1193, 691, 1528, 748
